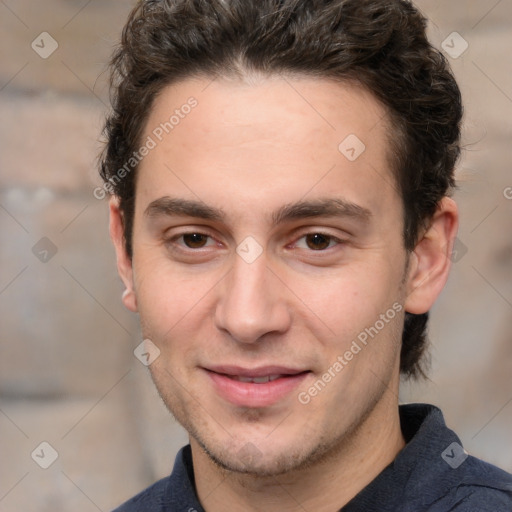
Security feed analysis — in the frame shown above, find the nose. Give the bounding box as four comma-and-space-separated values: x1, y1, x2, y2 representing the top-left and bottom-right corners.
214, 252, 292, 345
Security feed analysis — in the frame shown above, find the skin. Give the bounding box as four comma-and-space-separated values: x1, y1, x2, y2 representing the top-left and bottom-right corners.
110, 75, 458, 511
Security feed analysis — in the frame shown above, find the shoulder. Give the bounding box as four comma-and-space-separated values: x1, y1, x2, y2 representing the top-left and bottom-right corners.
112, 476, 170, 512
395, 404, 512, 512
423, 455, 512, 512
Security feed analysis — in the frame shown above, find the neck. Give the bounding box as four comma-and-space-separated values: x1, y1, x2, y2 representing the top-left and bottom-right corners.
192, 394, 405, 512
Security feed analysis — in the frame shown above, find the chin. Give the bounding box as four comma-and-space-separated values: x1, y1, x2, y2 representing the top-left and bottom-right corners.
195, 431, 332, 477
207, 444, 304, 476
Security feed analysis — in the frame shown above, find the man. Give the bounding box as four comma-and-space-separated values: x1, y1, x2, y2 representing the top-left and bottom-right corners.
100, 0, 512, 510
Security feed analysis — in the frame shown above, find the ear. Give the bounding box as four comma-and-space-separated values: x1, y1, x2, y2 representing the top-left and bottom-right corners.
109, 197, 138, 312
404, 197, 459, 314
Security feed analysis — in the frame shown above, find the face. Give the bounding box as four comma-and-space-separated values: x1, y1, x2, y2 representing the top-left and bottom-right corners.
114, 76, 416, 475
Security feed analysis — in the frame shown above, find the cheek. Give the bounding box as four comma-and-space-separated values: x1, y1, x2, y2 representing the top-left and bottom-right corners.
133, 253, 211, 338
292, 258, 403, 339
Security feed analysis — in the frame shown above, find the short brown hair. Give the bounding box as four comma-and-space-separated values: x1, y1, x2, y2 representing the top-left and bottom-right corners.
99, 0, 463, 378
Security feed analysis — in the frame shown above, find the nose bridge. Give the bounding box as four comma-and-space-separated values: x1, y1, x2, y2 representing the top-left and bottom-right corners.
215, 252, 290, 343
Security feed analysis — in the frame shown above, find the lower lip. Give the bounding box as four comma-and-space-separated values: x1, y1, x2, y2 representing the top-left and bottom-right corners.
205, 370, 309, 408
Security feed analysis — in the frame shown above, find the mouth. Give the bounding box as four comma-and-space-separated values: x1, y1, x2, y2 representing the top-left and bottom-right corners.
202, 365, 311, 407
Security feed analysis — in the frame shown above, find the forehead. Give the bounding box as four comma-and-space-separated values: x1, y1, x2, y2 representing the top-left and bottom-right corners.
136, 75, 399, 220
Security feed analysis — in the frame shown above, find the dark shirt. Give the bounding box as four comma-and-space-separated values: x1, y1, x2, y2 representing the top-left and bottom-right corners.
113, 403, 512, 511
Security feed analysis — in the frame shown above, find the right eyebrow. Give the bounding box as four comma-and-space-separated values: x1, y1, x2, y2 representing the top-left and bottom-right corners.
144, 197, 225, 221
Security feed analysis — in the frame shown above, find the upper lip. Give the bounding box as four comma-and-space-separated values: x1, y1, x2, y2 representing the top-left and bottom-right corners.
204, 365, 309, 378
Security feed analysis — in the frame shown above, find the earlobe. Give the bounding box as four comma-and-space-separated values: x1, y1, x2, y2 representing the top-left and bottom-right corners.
122, 287, 138, 313
109, 197, 138, 313
404, 197, 459, 315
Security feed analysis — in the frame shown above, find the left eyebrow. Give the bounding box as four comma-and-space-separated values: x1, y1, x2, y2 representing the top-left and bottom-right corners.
271, 198, 372, 226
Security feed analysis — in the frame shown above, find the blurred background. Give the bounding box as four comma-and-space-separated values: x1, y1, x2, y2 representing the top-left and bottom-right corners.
0, 0, 511, 510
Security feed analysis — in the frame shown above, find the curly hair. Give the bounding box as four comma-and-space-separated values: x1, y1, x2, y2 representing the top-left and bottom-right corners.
99, 0, 463, 379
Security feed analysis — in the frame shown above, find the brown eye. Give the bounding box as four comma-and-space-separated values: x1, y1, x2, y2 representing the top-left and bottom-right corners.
182, 233, 209, 248
305, 233, 332, 250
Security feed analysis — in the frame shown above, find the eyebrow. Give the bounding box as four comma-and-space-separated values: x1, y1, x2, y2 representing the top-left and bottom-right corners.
144, 196, 372, 225
145, 197, 224, 221
272, 198, 371, 225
